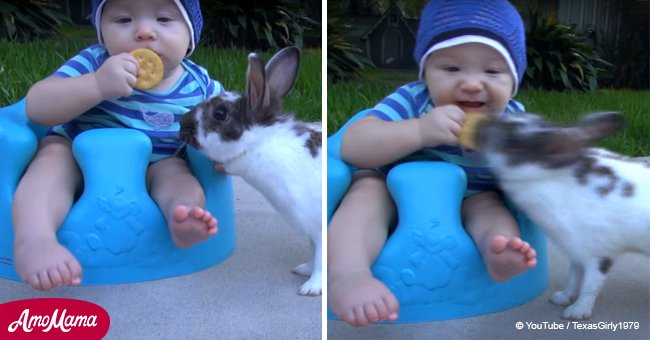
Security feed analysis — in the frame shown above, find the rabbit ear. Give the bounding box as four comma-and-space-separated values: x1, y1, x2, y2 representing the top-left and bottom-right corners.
246, 52, 270, 110
574, 112, 624, 143
265, 46, 301, 100
536, 130, 585, 166
535, 112, 623, 167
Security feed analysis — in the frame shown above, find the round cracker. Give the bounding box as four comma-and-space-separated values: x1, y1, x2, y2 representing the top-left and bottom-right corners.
130, 48, 164, 90
459, 112, 488, 149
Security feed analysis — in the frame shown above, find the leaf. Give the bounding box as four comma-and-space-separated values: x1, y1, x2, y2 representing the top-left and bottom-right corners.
559, 69, 569, 87
236, 14, 246, 29
588, 76, 597, 91
4, 16, 15, 38
227, 22, 238, 37
264, 24, 275, 48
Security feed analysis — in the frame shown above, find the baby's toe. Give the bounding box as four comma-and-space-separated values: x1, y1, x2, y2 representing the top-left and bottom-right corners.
36, 271, 53, 291
341, 309, 357, 327
376, 298, 398, 322
26, 273, 41, 291
527, 258, 538, 267
67, 262, 83, 285
518, 241, 531, 253
201, 211, 211, 221
508, 237, 524, 250
527, 248, 537, 259
48, 268, 64, 287
490, 235, 508, 253
363, 303, 380, 323
352, 306, 370, 327
190, 206, 208, 219
172, 205, 190, 221
383, 295, 400, 319
57, 264, 72, 284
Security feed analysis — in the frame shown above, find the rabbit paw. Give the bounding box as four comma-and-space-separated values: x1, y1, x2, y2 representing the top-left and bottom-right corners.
298, 274, 322, 296
292, 262, 312, 277
561, 303, 592, 320
550, 291, 575, 306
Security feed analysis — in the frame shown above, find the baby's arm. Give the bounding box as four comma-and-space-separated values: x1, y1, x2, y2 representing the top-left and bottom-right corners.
341, 105, 465, 168
26, 53, 139, 126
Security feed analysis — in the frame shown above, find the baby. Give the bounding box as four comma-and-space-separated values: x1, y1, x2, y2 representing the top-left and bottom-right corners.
328, 0, 537, 327
12, 0, 221, 291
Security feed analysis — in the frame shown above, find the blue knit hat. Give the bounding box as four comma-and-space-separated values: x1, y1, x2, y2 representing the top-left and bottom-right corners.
414, 0, 526, 94
91, 0, 203, 57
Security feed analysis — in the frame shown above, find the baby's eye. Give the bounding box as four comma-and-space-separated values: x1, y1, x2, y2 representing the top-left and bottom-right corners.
442, 66, 460, 72
115, 17, 132, 24
485, 69, 502, 74
157, 17, 173, 23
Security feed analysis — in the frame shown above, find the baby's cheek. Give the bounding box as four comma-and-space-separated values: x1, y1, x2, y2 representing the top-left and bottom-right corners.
490, 100, 512, 117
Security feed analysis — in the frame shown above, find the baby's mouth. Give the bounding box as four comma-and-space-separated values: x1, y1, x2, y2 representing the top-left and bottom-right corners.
457, 101, 485, 111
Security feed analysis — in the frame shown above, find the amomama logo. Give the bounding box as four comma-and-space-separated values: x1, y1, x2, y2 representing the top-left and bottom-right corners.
0, 298, 110, 339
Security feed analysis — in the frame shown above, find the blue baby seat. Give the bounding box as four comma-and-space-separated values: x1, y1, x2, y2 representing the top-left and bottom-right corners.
327, 110, 548, 323
0, 99, 236, 284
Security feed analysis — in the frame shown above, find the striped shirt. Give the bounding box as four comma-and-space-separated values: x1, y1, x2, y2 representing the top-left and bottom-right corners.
49, 44, 223, 162
368, 81, 525, 195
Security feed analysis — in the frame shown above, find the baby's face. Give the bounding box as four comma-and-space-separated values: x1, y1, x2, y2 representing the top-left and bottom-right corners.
424, 43, 514, 118
100, 0, 191, 78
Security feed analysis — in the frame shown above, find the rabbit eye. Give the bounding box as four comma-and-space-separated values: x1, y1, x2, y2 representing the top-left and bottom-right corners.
212, 109, 227, 121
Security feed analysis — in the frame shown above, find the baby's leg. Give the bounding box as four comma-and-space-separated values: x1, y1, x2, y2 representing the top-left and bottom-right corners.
328, 170, 399, 327
12, 136, 83, 291
462, 192, 537, 282
147, 157, 217, 248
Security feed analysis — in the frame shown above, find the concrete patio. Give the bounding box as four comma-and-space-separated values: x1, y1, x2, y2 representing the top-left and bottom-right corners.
0, 177, 322, 339
327, 240, 650, 340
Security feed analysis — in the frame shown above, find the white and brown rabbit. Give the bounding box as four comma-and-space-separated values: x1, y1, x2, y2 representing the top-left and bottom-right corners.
472, 111, 649, 319
179, 46, 322, 296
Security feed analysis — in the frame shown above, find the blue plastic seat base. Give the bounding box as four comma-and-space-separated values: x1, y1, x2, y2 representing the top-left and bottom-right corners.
326, 110, 548, 323
0, 99, 236, 285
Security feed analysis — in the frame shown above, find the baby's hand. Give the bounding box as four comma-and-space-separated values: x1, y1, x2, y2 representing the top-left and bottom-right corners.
94, 53, 138, 99
417, 105, 465, 147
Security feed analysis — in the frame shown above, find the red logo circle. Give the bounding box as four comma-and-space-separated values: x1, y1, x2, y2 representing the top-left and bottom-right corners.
0, 298, 110, 339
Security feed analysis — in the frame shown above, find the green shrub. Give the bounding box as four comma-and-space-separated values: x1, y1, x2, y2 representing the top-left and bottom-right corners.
598, 27, 649, 89
327, 17, 373, 83
523, 7, 610, 91
201, 1, 319, 51
0, 0, 69, 41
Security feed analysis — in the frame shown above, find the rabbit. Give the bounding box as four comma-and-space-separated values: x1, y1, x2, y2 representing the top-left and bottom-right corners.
179, 46, 322, 296
471, 111, 649, 320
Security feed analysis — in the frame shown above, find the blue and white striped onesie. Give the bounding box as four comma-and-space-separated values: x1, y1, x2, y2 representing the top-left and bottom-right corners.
48, 44, 223, 162
367, 81, 525, 196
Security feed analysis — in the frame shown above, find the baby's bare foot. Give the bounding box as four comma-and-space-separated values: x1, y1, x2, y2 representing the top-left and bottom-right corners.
14, 237, 82, 291
486, 235, 537, 282
169, 205, 218, 248
329, 271, 399, 327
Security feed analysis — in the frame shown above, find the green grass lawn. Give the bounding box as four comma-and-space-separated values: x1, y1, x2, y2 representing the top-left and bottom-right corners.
328, 70, 650, 156
0, 40, 321, 122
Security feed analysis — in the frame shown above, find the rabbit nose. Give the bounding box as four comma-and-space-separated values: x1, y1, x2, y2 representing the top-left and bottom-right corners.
179, 125, 197, 147
179, 114, 195, 133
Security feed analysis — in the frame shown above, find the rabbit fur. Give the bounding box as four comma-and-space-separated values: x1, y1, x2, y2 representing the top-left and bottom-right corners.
474, 111, 649, 319
179, 47, 322, 296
